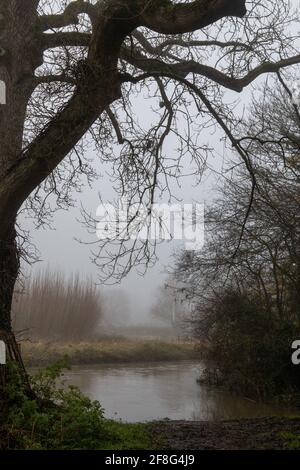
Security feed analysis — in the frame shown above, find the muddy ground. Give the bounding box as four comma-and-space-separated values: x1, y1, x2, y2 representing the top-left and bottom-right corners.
150, 417, 300, 450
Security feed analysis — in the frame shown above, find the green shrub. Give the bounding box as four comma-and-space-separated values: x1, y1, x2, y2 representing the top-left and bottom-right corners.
0, 359, 153, 450
280, 431, 300, 450
198, 291, 300, 400
0, 359, 112, 449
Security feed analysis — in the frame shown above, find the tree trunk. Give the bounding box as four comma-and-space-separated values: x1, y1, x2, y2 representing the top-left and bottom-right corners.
0, 1, 125, 392
0, 1, 40, 391
0, 225, 30, 390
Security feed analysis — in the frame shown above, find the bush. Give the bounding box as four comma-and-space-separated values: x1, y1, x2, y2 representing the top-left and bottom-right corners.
0, 359, 112, 449
0, 359, 153, 450
198, 291, 300, 400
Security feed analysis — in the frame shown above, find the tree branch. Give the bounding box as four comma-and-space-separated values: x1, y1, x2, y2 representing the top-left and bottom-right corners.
133, 30, 253, 56
39, 0, 97, 30
141, 0, 247, 35
34, 74, 77, 86
121, 47, 300, 93
42, 32, 91, 50
106, 107, 125, 145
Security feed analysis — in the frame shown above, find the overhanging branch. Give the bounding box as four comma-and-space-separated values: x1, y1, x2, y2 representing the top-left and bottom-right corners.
39, 0, 97, 30
121, 47, 300, 93
42, 32, 91, 49
133, 30, 253, 56
141, 0, 247, 34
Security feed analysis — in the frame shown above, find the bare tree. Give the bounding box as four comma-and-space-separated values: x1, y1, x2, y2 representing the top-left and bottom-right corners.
0, 0, 300, 383
175, 78, 300, 337
150, 285, 174, 326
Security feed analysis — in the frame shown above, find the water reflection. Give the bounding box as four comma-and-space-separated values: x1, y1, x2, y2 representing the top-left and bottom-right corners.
62, 361, 296, 422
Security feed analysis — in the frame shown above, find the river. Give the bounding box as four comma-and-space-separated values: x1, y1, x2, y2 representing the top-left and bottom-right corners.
61, 361, 296, 422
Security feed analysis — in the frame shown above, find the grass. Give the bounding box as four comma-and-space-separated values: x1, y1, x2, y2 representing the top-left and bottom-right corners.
21, 337, 200, 367
100, 421, 154, 450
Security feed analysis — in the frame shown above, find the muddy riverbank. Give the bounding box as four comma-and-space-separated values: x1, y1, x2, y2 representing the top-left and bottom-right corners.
150, 417, 300, 449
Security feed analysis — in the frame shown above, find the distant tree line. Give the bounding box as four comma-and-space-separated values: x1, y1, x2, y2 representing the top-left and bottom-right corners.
12, 270, 103, 342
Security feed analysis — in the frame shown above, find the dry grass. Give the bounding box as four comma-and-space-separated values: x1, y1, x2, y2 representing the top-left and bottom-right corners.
21, 337, 200, 367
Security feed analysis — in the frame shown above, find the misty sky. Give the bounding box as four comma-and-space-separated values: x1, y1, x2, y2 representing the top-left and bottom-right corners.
22, 111, 227, 324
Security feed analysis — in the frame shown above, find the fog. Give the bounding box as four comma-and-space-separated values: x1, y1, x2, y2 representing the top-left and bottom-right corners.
21, 83, 250, 325
23, 141, 219, 325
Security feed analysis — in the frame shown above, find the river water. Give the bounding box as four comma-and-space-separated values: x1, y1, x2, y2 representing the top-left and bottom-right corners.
62, 361, 296, 422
